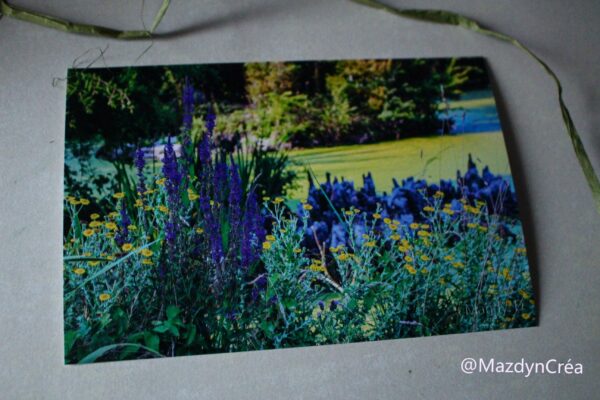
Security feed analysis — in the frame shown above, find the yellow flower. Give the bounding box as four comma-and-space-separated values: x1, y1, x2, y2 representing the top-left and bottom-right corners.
105, 222, 117, 230
345, 210, 353, 216
122, 243, 134, 252
372, 213, 382, 219
404, 255, 413, 262
83, 229, 95, 237
364, 241, 376, 248
262, 196, 270, 201
361, 234, 370, 240
98, 293, 111, 302
516, 247, 527, 255
505, 299, 513, 307
302, 203, 313, 211
273, 197, 284, 204
108, 212, 119, 219
404, 264, 416, 275
501, 268, 511, 280
87, 260, 100, 266
113, 192, 125, 199
293, 248, 302, 254
409, 223, 419, 230
443, 209, 455, 216
478, 226, 488, 232
127, 225, 137, 231
262, 241, 272, 250
84, 252, 92, 257
89, 221, 103, 228
518, 289, 530, 299
417, 230, 430, 237
309, 264, 326, 273
398, 245, 409, 253
420, 255, 430, 261
521, 313, 531, 320
384, 218, 392, 225
420, 224, 430, 230
79, 198, 90, 205
144, 205, 153, 211
156, 178, 166, 185
141, 258, 154, 265
443, 255, 454, 261
106, 255, 115, 261
467, 223, 478, 229
143, 189, 155, 195
158, 205, 169, 213
90, 213, 100, 220
195, 227, 204, 234
188, 193, 200, 201
466, 205, 480, 215
452, 261, 465, 269
68, 198, 80, 205
423, 206, 435, 212
135, 199, 144, 207
140, 248, 153, 257
279, 228, 287, 233
433, 191, 444, 199
388, 224, 398, 231
420, 268, 429, 274
338, 253, 350, 261
390, 234, 401, 241
266, 235, 276, 242
73, 268, 86, 275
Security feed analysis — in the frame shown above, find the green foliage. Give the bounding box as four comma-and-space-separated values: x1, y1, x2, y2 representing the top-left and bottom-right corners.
235, 141, 299, 200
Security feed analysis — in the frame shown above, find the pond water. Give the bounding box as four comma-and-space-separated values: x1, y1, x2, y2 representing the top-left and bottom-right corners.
438, 89, 502, 134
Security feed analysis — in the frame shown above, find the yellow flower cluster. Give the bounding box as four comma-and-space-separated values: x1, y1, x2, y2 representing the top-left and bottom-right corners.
66, 196, 90, 206
187, 188, 200, 201
308, 259, 326, 273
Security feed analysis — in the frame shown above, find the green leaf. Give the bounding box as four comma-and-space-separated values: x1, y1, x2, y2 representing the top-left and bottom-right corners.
64, 330, 78, 357
166, 305, 181, 321
144, 332, 160, 352
185, 324, 197, 347
78, 343, 164, 364
153, 324, 170, 334
168, 325, 180, 337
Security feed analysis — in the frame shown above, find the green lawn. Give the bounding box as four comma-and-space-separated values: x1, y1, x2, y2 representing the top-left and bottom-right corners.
287, 131, 512, 200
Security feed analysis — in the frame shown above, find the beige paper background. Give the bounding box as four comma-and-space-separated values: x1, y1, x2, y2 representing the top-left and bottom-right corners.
1, 0, 599, 398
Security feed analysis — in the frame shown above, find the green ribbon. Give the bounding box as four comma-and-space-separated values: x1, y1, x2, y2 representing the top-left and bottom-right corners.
349, 0, 600, 214
1, 0, 598, 213
0, 0, 170, 39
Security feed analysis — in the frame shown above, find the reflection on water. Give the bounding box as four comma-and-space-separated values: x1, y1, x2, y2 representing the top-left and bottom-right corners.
438, 89, 502, 134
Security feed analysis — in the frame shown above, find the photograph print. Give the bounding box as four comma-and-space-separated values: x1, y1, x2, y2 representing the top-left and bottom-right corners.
63, 57, 535, 363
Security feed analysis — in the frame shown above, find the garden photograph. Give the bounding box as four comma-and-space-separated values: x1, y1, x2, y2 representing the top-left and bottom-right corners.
63, 57, 536, 364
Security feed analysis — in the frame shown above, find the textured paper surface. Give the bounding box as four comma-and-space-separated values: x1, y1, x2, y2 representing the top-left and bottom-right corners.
1, 0, 599, 398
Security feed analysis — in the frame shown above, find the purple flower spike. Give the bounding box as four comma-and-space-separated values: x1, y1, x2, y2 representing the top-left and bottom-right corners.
134, 147, 146, 195
162, 136, 182, 207
115, 199, 131, 246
